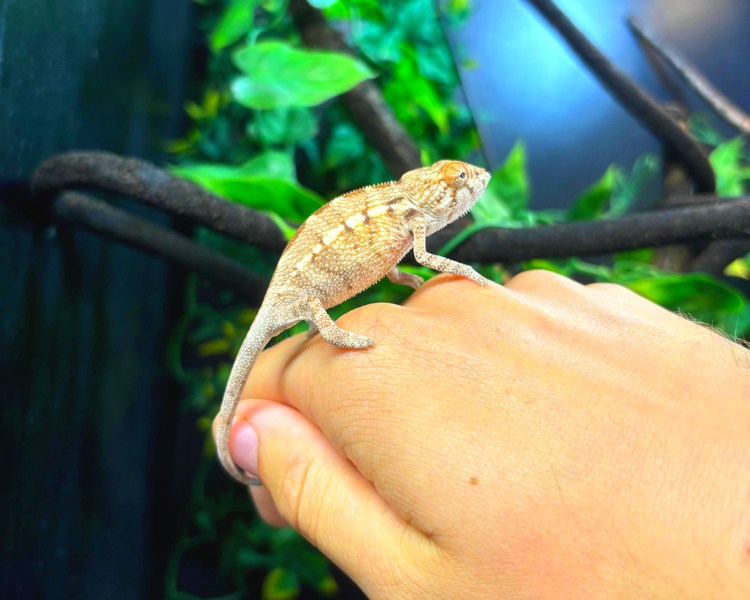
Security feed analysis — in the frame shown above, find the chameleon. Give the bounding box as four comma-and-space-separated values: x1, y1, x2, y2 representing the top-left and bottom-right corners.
216, 159, 491, 485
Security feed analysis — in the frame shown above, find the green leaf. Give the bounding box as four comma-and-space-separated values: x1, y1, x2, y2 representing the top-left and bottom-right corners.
687, 113, 727, 147
710, 137, 749, 197
262, 567, 300, 600
354, 18, 403, 64
171, 153, 324, 222
624, 273, 745, 317
210, 0, 258, 52
385, 55, 448, 133
609, 153, 660, 216
248, 106, 318, 145
568, 166, 617, 221
231, 41, 375, 109
614, 247, 653, 265
476, 141, 530, 222
322, 0, 384, 22
721, 304, 750, 339
243, 150, 297, 179
260, 0, 285, 12
415, 43, 455, 86
725, 253, 750, 280
324, 121, 367, 169
523, 258, 575, 277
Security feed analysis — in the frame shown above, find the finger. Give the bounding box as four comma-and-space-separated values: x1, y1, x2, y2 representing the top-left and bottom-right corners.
249, 483, 287, 527
226, 403, 289, 526
233, 399, 437, 594
240, 282, 508, 526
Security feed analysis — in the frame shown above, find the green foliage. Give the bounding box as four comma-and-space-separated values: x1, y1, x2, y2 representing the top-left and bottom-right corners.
210, 0, 258, 52
568, 154, 661, 220
171, 151, 324, 223
709, 137, 750, 197
248, 106, 318, 145
689, 114, 750, 197
231, 41, 375, 109
479, 141, 530, 221
689, 115, 750, 298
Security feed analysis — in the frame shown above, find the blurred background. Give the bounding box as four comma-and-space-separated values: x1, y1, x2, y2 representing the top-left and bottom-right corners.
1, 0, 748, 598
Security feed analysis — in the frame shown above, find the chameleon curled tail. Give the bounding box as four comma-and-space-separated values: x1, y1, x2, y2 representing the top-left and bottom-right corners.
215, 309, 279, 486
215, 299, 375, 485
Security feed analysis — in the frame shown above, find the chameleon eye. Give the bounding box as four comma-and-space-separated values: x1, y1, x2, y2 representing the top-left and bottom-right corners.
459, 171, 466, 180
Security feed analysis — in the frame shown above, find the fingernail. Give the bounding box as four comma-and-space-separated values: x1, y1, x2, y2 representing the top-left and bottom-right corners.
232, 421, 259, 478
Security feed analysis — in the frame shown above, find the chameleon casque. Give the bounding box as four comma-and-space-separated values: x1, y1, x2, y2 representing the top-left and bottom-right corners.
216, 159, 491, 485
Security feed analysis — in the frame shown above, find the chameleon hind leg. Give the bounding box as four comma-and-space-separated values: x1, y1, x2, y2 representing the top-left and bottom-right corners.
386, 266, 423, 289
304, 297, 373, 348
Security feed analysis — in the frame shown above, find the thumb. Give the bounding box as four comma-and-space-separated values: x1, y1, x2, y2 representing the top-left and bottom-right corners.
231, 400, 435, 595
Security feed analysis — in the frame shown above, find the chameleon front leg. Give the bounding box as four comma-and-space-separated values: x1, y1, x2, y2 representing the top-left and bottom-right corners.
410, 215, 488, 286
386, 266, 423, 289
304, 297, 373, 348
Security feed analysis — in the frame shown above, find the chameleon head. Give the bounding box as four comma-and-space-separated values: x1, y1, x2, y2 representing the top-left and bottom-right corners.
399, 160, 491, 228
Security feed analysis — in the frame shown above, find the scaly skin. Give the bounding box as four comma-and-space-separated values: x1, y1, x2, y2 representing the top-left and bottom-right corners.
216, 160, 490, 485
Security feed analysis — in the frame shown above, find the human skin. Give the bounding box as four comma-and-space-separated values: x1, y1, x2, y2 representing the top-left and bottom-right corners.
215, 271, 750, 599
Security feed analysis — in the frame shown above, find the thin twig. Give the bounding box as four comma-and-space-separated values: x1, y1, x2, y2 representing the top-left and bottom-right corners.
32, 151, 286, 253
629, 17, 750, 135
522, 0, 715, 192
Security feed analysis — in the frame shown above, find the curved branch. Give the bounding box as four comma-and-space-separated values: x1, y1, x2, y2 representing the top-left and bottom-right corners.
522, 0, 715, 192
52, 191, 268, 303
27, 152, 750, 287
32, 151, 286, 253
448, 197, 750, 264
288, 0, 421, 177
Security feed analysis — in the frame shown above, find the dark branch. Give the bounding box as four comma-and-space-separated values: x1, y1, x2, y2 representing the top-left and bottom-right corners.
522, 0, 715, 193
32, 151, 286, 253
288, 0, 421, 177
629, 17, 750, 135
449, 196, 750, 264
52, 191, 268, 303
27, 152, 750, 290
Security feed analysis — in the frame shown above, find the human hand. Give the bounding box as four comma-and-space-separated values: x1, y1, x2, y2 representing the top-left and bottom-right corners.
216, 271, 750, 599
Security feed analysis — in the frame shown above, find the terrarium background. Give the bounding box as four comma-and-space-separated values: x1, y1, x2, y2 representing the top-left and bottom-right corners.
1, 0, 748, 599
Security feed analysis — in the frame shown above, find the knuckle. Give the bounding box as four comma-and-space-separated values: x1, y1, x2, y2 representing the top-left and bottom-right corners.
335, 302, 405, 339
505, 268, 567, 291
587, 281, 631, 296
